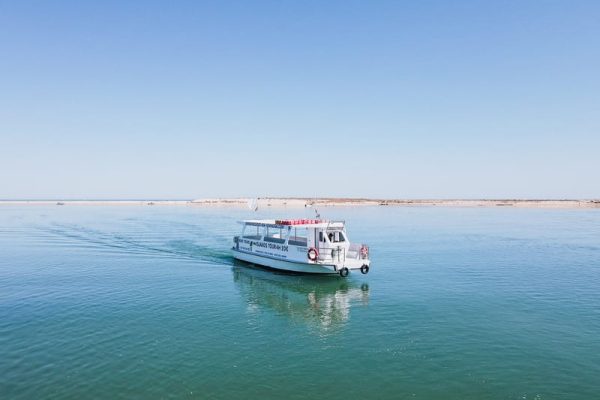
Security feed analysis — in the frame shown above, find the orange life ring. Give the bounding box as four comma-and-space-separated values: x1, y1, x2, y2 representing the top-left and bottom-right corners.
307, 247, 319, 261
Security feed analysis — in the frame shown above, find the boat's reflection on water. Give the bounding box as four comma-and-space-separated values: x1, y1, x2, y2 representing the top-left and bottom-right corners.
232, 261, 370, 331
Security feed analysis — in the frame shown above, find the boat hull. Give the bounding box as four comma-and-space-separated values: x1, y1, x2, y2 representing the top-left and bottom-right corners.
232, 249, 338, 274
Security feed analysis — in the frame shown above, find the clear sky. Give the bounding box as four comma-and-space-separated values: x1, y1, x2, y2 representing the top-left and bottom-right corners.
1, 1, 599, 199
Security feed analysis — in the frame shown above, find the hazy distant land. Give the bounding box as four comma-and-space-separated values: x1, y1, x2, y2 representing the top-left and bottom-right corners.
1, 198, 599, 208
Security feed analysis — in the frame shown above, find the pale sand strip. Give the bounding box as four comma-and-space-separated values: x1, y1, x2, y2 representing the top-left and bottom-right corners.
1, 198, 599, 208
0, 200, 190, 206
191, 198, 599, 208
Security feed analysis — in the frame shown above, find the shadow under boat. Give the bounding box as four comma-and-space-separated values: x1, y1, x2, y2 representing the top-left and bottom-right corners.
232, 260, 370, 331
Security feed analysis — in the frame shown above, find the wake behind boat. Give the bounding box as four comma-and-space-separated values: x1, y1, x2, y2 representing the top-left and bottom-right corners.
232, 219, 370, 277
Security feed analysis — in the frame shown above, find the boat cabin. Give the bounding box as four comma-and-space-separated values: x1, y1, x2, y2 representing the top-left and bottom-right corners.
240, 219, 344, 245
233, 218, 370, 276
234, 219, 368, 264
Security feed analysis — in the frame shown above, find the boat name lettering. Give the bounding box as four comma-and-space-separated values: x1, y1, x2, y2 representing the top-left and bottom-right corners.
242, 239, 288, 252
247, 240, 268, 248
268, 243, 288, 252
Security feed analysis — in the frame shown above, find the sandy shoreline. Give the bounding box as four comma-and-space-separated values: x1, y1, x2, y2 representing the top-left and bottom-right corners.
1, 198, 599, 209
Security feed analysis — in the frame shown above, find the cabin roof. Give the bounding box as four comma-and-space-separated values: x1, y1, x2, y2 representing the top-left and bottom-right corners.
240, 219, 344, 228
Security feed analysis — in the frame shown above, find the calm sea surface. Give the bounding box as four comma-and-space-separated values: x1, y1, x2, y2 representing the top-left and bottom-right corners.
1, 205, 599, 399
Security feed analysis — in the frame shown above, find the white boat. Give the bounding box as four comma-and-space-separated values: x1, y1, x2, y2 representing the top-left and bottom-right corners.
232, 219, 371, 277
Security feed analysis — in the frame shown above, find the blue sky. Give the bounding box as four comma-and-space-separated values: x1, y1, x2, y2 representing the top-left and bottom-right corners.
1, 1, 599, 199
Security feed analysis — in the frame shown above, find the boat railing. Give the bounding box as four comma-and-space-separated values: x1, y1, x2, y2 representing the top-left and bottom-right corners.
326, 220, 346, 227
317, 246, 346, 263
347, 243, 369, 260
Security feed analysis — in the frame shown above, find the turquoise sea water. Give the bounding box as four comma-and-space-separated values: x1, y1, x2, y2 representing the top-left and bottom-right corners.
1, 205, 599, 399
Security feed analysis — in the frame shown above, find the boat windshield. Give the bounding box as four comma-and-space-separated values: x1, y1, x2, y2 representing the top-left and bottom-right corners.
327, 230, 346, 243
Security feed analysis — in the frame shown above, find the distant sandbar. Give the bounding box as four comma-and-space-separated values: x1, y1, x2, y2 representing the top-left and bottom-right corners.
1, 198, 599, 209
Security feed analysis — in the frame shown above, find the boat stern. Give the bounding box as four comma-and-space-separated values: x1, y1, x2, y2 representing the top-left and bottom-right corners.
334, 244, 370, 277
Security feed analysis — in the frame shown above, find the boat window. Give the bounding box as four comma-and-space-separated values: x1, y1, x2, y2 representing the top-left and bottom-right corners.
288, 227, 308, 246
242, 225, 262, 240
264, 226, 286, 244
319, 231, 330, 243
328, 231, 345, 243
